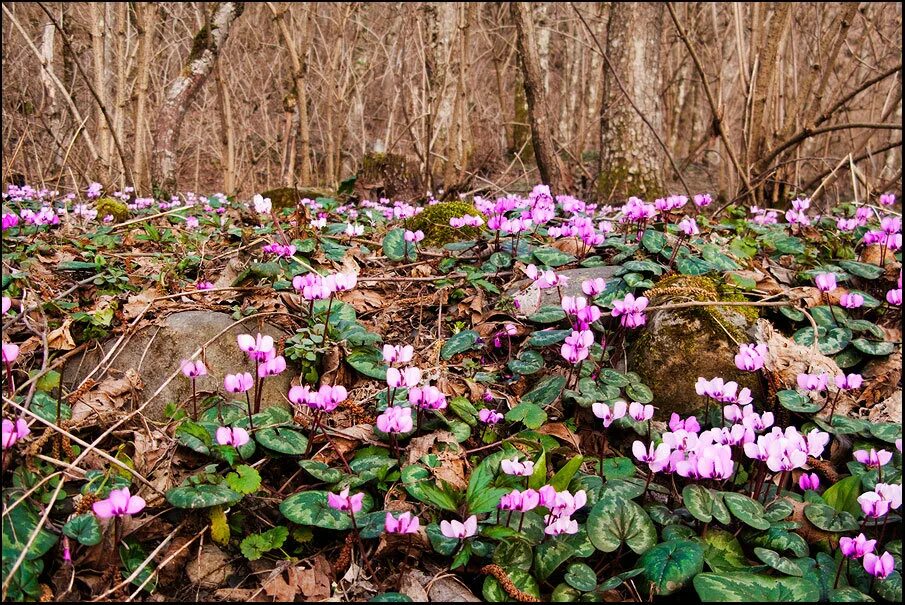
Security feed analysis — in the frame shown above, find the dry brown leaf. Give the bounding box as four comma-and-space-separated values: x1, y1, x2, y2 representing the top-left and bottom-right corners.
860, 350, 902, 407
406, 431, 468, 490
46, 319, 76, 351
212, 588, 269, 602
536, 422, 581, 450
70, 369, 144, 426
338, 288, 385, 311
551, 236, 584, 257
398, 570, 430, 602
263, 567, 297, 601
295, 556, 332, 600
124, 289, 162, 321
411, 263, 433, 277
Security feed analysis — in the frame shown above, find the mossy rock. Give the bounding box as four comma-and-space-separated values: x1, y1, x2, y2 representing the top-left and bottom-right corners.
95, 197, 130, 223
404, 200, 482, 246
356, 152, 423, 201
260, 187, 335, 211
627, 274, 763, 418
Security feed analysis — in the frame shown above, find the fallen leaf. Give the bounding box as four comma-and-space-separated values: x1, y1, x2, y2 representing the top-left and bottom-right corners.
70, 369, 144, 427
338, 288, 385, 311
536, 422, 581, 450
47, 319, 76, 351
295, 555, 332, 600
398, 570, 429, 602
124, 289, 162, 321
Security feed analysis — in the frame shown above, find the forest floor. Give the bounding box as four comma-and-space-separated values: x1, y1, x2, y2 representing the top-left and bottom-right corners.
1, 184, 902, 603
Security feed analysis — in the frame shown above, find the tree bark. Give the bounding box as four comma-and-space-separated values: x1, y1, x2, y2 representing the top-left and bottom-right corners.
512, 2, 568, 192
132, 3, 156, 193
598, 2, 665, 200
89, 2, 111, 178
151, 2, 245, 195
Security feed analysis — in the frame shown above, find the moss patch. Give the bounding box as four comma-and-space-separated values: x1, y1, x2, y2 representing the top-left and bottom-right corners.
404, 201, 482, 246
95, 197, 130, 223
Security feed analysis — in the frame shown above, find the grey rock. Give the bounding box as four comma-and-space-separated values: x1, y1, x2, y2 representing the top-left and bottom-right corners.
507, 265, 620, 315
64, 311, 294, 421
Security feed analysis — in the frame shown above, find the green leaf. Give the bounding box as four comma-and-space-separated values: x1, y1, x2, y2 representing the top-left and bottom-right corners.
780, 306, 806, 322
528, 305, 567, 324
750, 527, 808, 558
625, 382, 654, 404
441, 330, 480, 359
298, 460, 344, 483
587, 496, 656, 554
851, 338, 896, 356
280, 490, 373, 530
683, 484, 716, 523
533, 246, 575, 267
550, 455, 584, 491
763, 499, 794, 523
602, 457, 637, 481
528, 329, 571, 346
534, 540, 577, 581
240, 526, 289, 561
369, 592, 413, 602
792, 326, 852, 355
255, 425, 309, 455
641, 229, 667, 253
506, 403, 548, 430
730, 237, 758, 259
868, 422, 901, 443
777, 389, 822, 413
225, 465, 262, 495
493, 538, 534, 570
754, 547, 803, 577
822, 475, 862, 517
838, 260, 883, 279
702, 529, 748, 572
721, 492, 770, 530
804, 503, 859, 532
694, 572, 820, 601
449, 396, 479, 426
400, 465, 460, 511
702, 244, 741, 270
346, 347, 388, 380
843, 319, 885, 338
483, 569, 540, 602
62, 514, 102, 546
677, 256, 715, 275
830, 587, 875, 602
874, 571, 902, 602
521, 375, 566, 407
564, 562, 597, 592
383, 228, 413, 261
641, 539, 705, 596
508, 350, 545, 375
598, 368, 631, 387
166, 484, 243, 509
119, 539, 156, 592
466, 454, 509, 514
528, 451, 548, 490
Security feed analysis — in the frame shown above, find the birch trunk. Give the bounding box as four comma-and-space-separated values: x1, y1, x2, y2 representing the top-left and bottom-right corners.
132, 3, 156, 192
151, 2, 245, 194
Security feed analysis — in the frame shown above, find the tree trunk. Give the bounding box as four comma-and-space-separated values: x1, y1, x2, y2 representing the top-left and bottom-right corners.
132, 3, 156, 193
89, 2, 111, 179
598, 2, 665, 201
215, 61, 237, 195
151, 2, 244, 195
39, 20, 65, 172
512, 2, 568, 192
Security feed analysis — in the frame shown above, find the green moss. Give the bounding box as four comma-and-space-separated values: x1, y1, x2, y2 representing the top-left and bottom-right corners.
405, 200, 482, 246
95, 197, 130, 223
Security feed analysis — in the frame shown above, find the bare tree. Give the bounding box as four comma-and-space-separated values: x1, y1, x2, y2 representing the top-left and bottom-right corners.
598, 2, 665, 200
512, 2, 568, 191
151, 2, 244, 194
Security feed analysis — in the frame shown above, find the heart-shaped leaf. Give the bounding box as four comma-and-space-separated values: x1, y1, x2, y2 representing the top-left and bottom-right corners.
641, 539, 705, 596
587, 496, 656, 555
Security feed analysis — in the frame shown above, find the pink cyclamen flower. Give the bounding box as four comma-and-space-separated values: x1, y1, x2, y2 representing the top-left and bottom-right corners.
549, 490, 588, 517
592, 400, 627, 428
678, 217, 699, 236
839, 293, 864, 309
216, 426, 250, 447
858, 492, 891, 518
544, 515, 579, 535
387, 366, 422, 389
632, 440, 671, 472
498, 489, 540, 512
874, 483, 903, 510
611, 294, 649, 329
629, 401, 654, 422
853, 448, 893, 468
669, 413, 701, 433
403, 230, 425, 244
478, 408, 503, 425
224, 372, 253, 393
92, 487, 146, 519
1, 296, 10, 315
2, 343, 19, 364
863, 552, 895, 579
798, 472, 820, 491
237, 333, 275, 362
879, 193, 896, 206
814, 273, 837, 293
327, 487, 364, 514
382, 344, 414, 365
500, 457, 535, 477
797, 372, 829, 392
408, 385, 447, 411
694, 193, 712, 207
581, 278, 606, 296
195, 281, 215, 290
887, 288, 902, 306
839, 533, 876, 559
385, 512, 420, 534
181, 359, 207, 378
735, 343, 767, 372
834, 373, 863, 391
258, 355, 286, 378
1, 418, 30, 449
439, 515, 477, 540
376, 406, 413, 434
